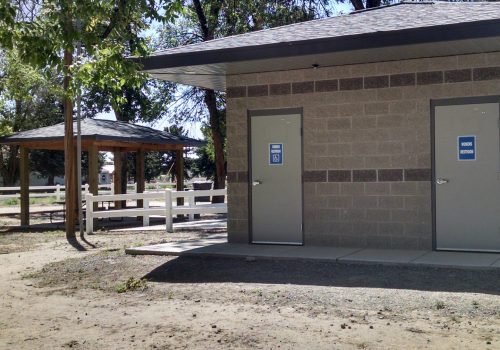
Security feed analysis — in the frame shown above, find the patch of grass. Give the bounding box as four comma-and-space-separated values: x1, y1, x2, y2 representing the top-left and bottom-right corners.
29, 196, 57, 205
115, 277, 147, 293
0, 196, 58, 206
435, 301, 446, 310
472, 300, 479, 307
1, 198, 19, 206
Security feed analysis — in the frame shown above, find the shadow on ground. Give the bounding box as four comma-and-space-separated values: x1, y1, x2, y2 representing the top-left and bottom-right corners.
143, 256, 500, 295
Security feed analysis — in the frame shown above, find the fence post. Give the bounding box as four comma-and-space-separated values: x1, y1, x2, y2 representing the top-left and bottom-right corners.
85, 193, 93, 234
186, 193, 194, 221
143, 198, 150, 227
110, 182, 114, 195
84, 183, 89, 195
165, 189, 173, 232
56, 184, 61, 201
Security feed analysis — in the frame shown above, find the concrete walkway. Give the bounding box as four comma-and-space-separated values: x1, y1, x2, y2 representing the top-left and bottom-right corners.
112, 218, 227, 232
126, 238, 500, 269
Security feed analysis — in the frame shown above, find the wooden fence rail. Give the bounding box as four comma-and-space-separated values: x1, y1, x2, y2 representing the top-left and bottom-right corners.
85, 188, 227, 234
0, 182, 194, 201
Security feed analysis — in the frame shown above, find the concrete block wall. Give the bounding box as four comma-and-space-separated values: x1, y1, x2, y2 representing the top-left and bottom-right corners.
225, 52, 500, 249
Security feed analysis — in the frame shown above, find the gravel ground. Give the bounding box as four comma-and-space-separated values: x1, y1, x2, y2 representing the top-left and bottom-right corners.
0, 229, 499, 349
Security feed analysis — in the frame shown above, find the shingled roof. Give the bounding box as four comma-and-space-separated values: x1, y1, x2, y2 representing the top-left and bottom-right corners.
137, 1, 500, 90
0, 119, 205, 150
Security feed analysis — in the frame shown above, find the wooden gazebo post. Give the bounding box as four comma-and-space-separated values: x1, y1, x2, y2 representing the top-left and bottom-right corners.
88, 144, 99, 228
19, 147, 30, 227
175, 147, 184, 209
113, 149, 122, 209
136, 148, 145, 214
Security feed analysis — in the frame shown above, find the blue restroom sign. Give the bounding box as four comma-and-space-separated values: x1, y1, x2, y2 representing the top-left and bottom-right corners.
458, 135, 476, 161
269, 143, 283, 165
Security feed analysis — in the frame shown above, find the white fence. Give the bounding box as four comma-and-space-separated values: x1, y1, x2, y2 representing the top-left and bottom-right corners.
85, 188, 227, 234
0, 184, 91, 201
0, 182, 187, 201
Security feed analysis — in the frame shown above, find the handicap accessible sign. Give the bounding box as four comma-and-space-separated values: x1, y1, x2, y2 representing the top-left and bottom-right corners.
269, 143, 283, 165
458, 135, 476, 161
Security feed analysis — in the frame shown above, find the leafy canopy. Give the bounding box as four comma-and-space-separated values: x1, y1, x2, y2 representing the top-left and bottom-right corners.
0, 0, 183, 106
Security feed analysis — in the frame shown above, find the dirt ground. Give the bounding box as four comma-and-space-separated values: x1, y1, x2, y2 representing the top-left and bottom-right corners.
0, 227, 499, 350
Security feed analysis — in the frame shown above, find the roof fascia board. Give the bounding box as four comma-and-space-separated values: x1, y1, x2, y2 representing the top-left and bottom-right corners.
137, 19, 500, 71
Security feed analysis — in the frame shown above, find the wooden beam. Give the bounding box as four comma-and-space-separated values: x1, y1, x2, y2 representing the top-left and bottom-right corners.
93, 141, 184, 152
176, 148, 184, 212
19, 147, 29, 227
2, 140, 187, 152
136, 149, 145, 221
88, 144, 99, 227
113, 150, 122, 209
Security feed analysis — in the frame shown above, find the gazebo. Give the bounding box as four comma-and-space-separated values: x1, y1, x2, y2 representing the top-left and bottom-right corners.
0, 118, 205, 227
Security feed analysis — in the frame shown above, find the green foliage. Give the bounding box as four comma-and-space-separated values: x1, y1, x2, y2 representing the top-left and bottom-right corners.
0, 0, 183, 113
1, 198, 19, 206
29, 150, 65, 185
0, 120, 12, 137
0, 51, 64, 185
192, 123, 225, 180
128, 125, 194, 182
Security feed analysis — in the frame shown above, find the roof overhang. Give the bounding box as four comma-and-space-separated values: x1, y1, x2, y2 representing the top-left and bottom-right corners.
136, 19, 500, 91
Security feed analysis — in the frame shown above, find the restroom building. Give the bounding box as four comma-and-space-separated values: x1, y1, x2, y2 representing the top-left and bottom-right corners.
139, 2, 500, 251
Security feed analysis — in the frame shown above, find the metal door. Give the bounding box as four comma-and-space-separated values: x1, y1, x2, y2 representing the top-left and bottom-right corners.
434, 100, 500, 251
250, 113, 303, 244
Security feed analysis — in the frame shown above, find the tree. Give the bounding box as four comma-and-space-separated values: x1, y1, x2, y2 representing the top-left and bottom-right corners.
0, 50, 63, 186
0, 0, 182, 241
29, 150, 65, 186
192, 123, 224, 181
157, 0, 331, 199
127, 125, 194, 183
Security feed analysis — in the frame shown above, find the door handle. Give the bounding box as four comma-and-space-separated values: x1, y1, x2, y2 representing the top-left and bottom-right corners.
436, 178, 449, 185
252, 180, 262, 186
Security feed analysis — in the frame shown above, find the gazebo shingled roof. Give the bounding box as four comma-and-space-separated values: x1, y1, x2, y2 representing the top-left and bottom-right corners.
0, 118, 205, 151
0, 118, 204, 228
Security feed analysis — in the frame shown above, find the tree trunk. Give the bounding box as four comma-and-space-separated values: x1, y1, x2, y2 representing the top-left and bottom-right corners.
120, 151, 127, 208
203, 89, 226, 203
112, 109, 128, 208
63, 48, 77, 240
192, 0, 225, 201
47, 174, 55, 186
351, 0, 365, 11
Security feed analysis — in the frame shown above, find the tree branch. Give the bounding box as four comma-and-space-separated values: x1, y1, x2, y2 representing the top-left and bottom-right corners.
192, 0, 210, 40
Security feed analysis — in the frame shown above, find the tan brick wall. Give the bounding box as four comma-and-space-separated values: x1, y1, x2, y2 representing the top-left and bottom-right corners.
225, 52, 500, 248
